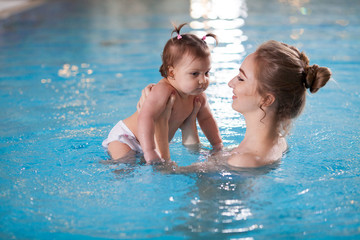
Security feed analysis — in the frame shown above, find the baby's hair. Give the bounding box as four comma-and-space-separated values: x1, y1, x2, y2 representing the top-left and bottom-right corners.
159, 23, 218, 78
254, 40, 331, 135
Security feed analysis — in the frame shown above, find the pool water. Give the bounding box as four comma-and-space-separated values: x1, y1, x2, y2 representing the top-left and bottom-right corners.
1, 0, 359, 239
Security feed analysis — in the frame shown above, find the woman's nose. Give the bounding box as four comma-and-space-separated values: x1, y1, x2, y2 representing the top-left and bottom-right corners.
228, 77, 235, 88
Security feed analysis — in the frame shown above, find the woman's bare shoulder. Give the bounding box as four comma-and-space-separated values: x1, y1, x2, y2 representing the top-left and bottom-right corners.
227, 152, 266, 168
227, 137, 287, 168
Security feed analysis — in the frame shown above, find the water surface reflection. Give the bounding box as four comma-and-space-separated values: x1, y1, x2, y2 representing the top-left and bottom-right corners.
189, 0, 249, 150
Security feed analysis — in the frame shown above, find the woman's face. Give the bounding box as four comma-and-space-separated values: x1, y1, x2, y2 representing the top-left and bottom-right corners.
228, 53, 263, 114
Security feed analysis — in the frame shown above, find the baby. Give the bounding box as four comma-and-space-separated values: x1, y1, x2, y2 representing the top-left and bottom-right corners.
102, 23, 223, 163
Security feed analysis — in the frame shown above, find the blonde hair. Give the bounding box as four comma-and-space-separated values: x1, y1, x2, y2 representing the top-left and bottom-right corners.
254, 40, 332, 135
159, 23, 218, 77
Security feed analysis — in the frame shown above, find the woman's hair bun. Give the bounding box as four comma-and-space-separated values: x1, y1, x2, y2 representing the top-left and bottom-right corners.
304, 64, 332, 93
299, 52, 310, 66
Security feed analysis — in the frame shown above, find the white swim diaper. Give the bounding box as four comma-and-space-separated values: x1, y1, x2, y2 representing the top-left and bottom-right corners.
102, 120, 142, 153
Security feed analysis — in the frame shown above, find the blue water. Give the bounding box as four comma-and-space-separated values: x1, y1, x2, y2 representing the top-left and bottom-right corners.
0, 0, 359, 239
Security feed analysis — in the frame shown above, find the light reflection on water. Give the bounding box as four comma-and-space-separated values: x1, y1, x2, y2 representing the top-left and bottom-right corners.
189, 0, 248, 133
185, 1, 260, 235
190, 0, 247, 19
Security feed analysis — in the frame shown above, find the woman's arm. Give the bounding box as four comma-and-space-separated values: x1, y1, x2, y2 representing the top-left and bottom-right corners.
137, 84, 175, 162
180, 97, 201, 145
154, 93, 175, 161
137, 84, 173, 163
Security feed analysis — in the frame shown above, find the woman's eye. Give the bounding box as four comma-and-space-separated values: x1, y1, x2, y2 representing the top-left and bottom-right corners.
237, 76, 244, 81
192, 72, 200, 76
205, 71, 210, 76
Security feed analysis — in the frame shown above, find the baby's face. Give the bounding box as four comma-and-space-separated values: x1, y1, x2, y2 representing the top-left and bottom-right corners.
171, 54, 211, 96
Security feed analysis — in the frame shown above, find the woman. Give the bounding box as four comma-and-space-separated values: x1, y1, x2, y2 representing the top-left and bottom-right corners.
140, 40, 332, 168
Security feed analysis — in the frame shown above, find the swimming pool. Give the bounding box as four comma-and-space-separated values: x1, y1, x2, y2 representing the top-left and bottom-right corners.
0, 0, 359, 238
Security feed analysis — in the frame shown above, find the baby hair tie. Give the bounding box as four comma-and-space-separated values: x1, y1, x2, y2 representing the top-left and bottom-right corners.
202, 35, 206, 41
177, 34, 182, 40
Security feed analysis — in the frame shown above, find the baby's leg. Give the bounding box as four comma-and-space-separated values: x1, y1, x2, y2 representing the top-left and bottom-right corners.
107, 141, 135, 160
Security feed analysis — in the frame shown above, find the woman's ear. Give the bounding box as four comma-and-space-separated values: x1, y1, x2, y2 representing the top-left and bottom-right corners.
262, 93, 275, 107
168, 66, 175, 80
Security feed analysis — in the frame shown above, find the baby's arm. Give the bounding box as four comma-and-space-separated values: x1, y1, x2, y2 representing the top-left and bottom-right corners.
196, 93, 223, 150
137, 83, 173, 163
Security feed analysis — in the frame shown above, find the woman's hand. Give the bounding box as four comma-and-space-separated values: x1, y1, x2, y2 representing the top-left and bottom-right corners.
137, 83, 155, 112
180, 97, 201, 145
